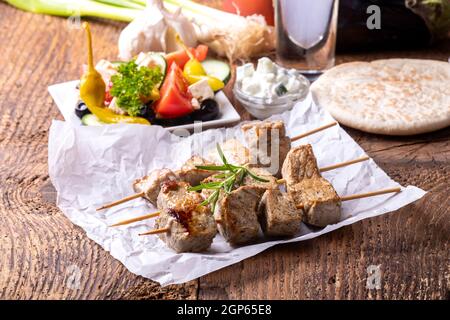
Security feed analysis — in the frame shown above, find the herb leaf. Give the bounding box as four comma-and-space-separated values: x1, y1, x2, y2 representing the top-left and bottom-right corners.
246, 168, 270, 183
110, 61, 163, 117
195, 165, 230, 171
190, 144, 271, 212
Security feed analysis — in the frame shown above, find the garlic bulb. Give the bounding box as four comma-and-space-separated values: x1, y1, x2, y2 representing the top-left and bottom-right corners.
118, 0, 197, 60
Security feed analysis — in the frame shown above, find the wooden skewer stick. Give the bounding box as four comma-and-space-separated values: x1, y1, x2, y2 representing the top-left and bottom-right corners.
112, 210, 223, 228
319, 156, 370, 173
120, 188, 402, 232
340, 187, 401, 202
110, 212, 160, 227
296, 188, 400, 209
139, 227, 170, 236
96, 192, 144, 211
96, 123, 338, 211
139, 219, 223, 236
291, 122, 337, 142
276, 156, 370, 184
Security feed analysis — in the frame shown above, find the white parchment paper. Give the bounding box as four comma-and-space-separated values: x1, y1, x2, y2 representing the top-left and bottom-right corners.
48, 88, 426, 286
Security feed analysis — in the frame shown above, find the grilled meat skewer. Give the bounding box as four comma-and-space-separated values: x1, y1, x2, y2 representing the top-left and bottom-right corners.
242, 120, 337, 177
242, 120, 291, 178
258, 188, 302, 237
133, 156, 215, 206
281, 145, 342, 227
151, 180, 217, 253
214, 185, 264, 245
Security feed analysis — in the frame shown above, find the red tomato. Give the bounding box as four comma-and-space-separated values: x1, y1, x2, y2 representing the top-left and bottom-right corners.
104, 82, 113, 106
194, 45, 209, 61
165, 50, 190, 70
222, 0, 274, 26
165, 45, 209, 69
154, 63, 193, 119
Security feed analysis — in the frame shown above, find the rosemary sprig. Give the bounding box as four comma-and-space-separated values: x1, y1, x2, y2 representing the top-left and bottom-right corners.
188, 144, 269, 212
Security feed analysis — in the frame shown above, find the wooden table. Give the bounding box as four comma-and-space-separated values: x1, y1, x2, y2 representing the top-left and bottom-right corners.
0, 2, 449, 300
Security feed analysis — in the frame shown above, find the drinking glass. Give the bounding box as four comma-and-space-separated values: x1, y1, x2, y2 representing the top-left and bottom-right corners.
275, 0, 339, 76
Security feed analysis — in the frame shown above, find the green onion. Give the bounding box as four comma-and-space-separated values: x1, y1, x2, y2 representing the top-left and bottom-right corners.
95, 0, 145, 10
6, 0, 141, 22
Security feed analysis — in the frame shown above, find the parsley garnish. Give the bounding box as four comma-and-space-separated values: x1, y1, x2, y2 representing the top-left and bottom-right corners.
110, 61, 163, 117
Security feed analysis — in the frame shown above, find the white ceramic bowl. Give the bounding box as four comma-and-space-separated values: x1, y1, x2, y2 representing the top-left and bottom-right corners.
233, 74, 310, 120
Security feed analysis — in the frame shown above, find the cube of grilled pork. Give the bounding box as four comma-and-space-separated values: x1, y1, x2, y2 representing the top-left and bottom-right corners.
207, 139, 251, 166
133, 169, 178, 205
215, 185, 263, 245
242, 167, 279, 195
176, 155, 215, 186
242, 121, 291, 177
200, 167, 278, 202
281, 144, 321, 187
155, 181, 217, 253
288, 178, 341, 227
258, 189, 303, 237
133, 156, 215, 205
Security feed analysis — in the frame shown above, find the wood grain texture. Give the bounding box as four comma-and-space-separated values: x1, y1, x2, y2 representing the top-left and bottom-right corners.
0, 1, 449, 300
0, 3, 197, 300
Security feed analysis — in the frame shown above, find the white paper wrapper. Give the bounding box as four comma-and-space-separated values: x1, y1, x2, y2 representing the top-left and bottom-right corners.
48, 92, 426, 286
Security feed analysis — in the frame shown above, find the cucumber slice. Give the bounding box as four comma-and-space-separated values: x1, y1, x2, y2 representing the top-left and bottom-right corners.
201, 59, 231, 85
275, 83, 288, 96
138, 53, 167, 88
146, 53, 167, 79
81, 114, 105, 126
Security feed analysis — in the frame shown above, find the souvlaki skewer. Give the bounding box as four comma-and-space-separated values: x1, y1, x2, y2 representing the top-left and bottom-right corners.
111, 145, 400, 251
241, 120, 341, 177
97, 121, 363, 211
99, 151, 368, 211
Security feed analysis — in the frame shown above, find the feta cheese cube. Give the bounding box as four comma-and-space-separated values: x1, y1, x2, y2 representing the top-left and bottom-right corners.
191, 98, 201, 110
242, 80, 261, 96
108, 98, 126, 115
236, 63, 255, 81
256, 57, 275, 74
262, 73, 275, 83
276, 73, 288, 83
188, 78, 215, 102
285, 77, 301, 92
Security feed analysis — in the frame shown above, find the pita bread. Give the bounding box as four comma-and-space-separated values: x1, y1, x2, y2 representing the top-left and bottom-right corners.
311, 59, 450, 135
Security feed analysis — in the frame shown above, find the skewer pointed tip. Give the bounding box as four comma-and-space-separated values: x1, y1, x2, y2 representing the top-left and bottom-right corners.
96, 192, 145, 211
110, 212, 160, 227
340, 187, 401, 202
139, 227, 170, 236
291, 121, 338, 142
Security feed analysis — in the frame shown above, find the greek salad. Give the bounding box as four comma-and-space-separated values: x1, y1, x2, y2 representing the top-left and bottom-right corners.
76, 23, 231, 127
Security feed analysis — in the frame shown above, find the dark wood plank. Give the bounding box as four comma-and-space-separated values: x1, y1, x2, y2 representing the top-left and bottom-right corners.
0, 0, 448, 300
0, 3, 197, 299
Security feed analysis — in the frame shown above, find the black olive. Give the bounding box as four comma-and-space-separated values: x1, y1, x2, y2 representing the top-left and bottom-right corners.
155, 114, 193, 127
139, 105, 156, 123
192, 99, 219, 122
75, 100, 91, 119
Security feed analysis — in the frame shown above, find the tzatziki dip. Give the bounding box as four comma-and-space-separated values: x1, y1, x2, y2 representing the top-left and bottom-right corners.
233, 57, 309, 119
236, 57, 305, 100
